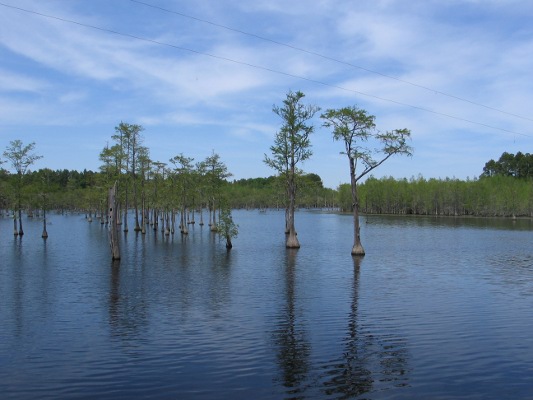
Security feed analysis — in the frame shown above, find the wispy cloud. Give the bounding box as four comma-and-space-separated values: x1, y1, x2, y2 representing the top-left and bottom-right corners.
0, 68, 48, 93
1, 0, 532, 186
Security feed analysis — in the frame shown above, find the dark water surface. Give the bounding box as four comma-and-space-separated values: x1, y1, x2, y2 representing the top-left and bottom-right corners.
1, 211, 532, 399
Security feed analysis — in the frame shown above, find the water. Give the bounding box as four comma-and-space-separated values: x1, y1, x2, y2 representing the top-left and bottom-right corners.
1, 211, 533, 399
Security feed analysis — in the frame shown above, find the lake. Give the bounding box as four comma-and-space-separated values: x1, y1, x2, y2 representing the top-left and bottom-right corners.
1, 210, 532, 399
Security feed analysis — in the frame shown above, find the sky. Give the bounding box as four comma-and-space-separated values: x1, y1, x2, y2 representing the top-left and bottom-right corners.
1, 0, 533, 189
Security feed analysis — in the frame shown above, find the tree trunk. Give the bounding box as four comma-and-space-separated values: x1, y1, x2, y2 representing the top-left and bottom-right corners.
18, 208, 24, 236
13, 212, 18, 236
284, 181, 290, 234
210, 199, 217, 232
42, 207, 48, 239
284, 207, 290, 234
141, 197, 146, 234
226, 236, 233, 249
350, 157, 365, 256
286, 165, 300, 248
108, 183, 121, 260
181, 206, 188, 234
134, 205, 141, 232
133, 144, 141, 232
123, 184, 129, 232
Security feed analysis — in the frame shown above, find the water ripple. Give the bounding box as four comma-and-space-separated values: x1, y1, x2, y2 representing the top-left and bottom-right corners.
2, 212, 533, 399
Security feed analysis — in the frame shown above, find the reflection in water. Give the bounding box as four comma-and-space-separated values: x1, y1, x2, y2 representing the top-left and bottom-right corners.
271, 253, 410, 399
3, 211, 533, 399
367, 213, 533, 231
273, 249, 311, 398
208, 247, 232, 316
12, 236, 24, 337
321, 257, 373, 398
109, 260, 121, 330
319, 257, 410, 398
108, 259, 148, 343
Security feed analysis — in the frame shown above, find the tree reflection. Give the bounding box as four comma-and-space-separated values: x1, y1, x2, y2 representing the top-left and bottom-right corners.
321, 257, 410, 398
109, 260, 121, 324
108, 260, 148, 342
208, 249, 232, 315
273, 249, 311, 399
321, 257, 372, 397
12, 236, 24, 336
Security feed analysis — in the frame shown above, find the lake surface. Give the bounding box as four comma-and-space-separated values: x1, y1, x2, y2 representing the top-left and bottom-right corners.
1, 210, 532, 399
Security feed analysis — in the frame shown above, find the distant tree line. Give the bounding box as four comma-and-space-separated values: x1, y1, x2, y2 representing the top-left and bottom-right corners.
0, 168, 101, 213
1, 140, 531, 234
341, 151, 533, 218
338, 173, 533, 218
4, 169, 532, 219
226, 173, 338, 210
0, 167, 337, 214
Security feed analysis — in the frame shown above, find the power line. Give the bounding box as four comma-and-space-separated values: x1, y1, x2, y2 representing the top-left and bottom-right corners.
129, 0, 533, 124
0, 2, 530, 138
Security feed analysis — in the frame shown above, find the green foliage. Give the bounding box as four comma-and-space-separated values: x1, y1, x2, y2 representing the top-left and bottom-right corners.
482, 151, 533, 178
3, 140, 42, 176
3, 165, 533, 219
3, 117, 533, 226
337, 183, 352, 212
265, 90, 320, 174
169, 153, 195, 202
321, 105, 413, 253
217, 208, 239, 239
265, 90, 320, 245
217, 207, 239, 249
357, 174, 533, 217
2, 140, 43, 233
321, 106, 413, 183
321, 106, 376, 155
223, 173, 335, 209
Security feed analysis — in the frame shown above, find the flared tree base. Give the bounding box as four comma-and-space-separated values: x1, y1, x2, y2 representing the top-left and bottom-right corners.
351, 243, 365, 256
286, 232, 300, 249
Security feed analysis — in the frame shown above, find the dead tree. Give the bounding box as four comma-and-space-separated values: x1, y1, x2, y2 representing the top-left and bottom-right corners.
108, 183, 121, 260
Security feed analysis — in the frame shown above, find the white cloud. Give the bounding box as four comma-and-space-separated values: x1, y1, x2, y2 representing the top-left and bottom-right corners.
0, 0, 532, 187
0, 69, 48, 93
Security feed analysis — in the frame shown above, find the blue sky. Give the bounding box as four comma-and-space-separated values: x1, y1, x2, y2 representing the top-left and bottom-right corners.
1, 0, 533, 188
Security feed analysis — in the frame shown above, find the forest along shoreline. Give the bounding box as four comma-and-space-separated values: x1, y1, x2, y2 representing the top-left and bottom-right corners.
1, 154, 532, 221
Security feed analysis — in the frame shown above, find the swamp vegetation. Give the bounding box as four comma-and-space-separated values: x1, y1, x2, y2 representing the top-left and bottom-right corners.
1, 151, 532, 222
1, 93, 533, 252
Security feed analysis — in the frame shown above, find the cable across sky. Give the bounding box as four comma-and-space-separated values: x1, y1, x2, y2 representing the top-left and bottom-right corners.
0, 1, 530, 138
129, 0, 533, 124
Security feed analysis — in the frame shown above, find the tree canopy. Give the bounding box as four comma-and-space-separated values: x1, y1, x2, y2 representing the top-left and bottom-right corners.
481, 151, 533, 179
